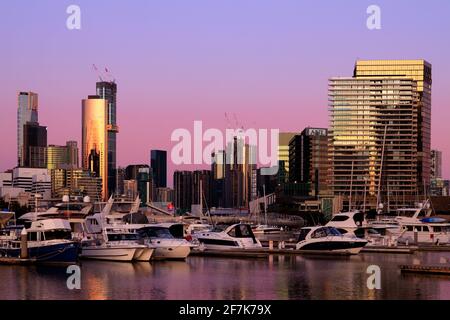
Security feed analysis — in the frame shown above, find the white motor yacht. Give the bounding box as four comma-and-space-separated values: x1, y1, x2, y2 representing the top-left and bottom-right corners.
295, 226, 368, 254
193, 223, 262, 250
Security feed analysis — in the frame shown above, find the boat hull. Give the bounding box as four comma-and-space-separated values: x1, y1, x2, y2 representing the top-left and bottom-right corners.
80, 247, 137, 262
296, 239, 367, 254
153, 246, 191, 260
134, 247, 154, 261
0, 241, 79, 264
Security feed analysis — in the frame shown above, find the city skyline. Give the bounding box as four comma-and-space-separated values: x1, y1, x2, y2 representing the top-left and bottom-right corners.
2, 1, 450, 186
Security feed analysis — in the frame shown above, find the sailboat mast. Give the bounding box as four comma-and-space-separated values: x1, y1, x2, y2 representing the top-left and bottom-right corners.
377, 124, 388, 213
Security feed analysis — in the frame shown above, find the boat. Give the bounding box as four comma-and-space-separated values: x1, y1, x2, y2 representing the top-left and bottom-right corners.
193, 223, 262, 250
295, 226, 368, 254
396, 220, 450, 245
80, 197, 153, 262
133, 224, 192, 260
0, 218, 79, 265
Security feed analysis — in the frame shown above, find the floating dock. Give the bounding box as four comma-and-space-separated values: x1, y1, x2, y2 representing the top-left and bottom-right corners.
399, 264, 450, 275
190, 249, 268, 259
361, 246, 416, 254
0, 257, 36, 265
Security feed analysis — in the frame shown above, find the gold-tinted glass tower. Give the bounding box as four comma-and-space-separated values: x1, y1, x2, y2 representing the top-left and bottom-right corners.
82, 96, 108, 200
353, 60, 432, 193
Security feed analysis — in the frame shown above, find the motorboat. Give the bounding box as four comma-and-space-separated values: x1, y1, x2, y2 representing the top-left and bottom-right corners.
396, 219, 450, 245
193, 223, 262, 250
134, 225, 192, 260
295, 226, 368, 254
0, 218, 79, 264
80, 197, 153, 262
325, 210, 367, 237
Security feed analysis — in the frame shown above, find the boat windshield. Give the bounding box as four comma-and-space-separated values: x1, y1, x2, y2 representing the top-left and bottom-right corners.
107, 233, 140, 241
139, 227, 174, 239
227, 224, 255, 238
311, 227, 341, 238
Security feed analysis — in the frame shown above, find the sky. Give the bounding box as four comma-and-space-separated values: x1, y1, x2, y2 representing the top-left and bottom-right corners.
1, 0, 450, 187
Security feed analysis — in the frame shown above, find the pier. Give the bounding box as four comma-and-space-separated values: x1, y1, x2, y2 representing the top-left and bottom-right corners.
399, 264, 450, 275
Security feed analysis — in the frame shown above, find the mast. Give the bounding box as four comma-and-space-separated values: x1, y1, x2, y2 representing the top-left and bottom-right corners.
263, 184, 267, 225
349, 160, 354, 211
377, 124, 388, 214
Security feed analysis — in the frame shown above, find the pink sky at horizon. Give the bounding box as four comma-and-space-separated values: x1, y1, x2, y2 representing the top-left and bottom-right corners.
1, 1, 450, 187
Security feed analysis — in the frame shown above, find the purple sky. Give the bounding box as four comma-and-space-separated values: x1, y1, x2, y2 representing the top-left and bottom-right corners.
1, 0, 450, 186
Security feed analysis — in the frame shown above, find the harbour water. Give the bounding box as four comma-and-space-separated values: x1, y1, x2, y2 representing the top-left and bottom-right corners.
0, 251, 449, 300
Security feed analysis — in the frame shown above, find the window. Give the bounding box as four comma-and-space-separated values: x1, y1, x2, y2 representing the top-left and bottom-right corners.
311, 228, 327, 238
44, 230, 72, 241
330, 215, 349, 222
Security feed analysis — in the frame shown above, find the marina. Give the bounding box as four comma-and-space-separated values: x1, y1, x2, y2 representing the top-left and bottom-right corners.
0, 250, 448, 300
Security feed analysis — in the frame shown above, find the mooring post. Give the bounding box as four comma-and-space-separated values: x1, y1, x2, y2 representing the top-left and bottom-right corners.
20, 228, 28, 259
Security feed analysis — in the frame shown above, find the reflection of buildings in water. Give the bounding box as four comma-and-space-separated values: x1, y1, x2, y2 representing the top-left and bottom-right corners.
185, 257, 280, 300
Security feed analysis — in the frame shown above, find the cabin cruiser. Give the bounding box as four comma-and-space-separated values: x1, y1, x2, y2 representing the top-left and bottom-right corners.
0, 218, 79, 264
80, 197, 154, 262
124, 224, 192, 260
295, 226, 368, 254
193, 223, 262, 250
325, 210, 367, 237
396, 219, 450, 245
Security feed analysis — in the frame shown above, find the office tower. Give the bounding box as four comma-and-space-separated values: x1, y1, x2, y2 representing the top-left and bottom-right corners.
192, 170, 212, 207
116, 167, 126, 195
23, 122, 47, 168
223, 137, 256, 208
82, 96, 109, 200
96, 81, 118, 196
173, 170, 193, 214
431, 150, 442, 180
289, 128, 329, 197
150, 150, 167, 188
17, 92, 38, 167
211, 151, 225, 207
329, 70, 425, 210
66, 141, 79, 168
125, 164, 151, 205
353, 60, 432, 193
51, 167, 103, 200
278, 132, 296, 182
47, 145, 68, 170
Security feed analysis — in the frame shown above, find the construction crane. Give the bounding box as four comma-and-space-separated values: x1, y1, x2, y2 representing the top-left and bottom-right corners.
92, 64, 115, 83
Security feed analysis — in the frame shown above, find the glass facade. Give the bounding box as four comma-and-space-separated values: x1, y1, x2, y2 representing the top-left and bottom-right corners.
96, 81, 118, 196
150, 150, 167, 188
82, 96, 109, 200
17, 92, 38, 167
329, 77, 420, 210
353, 60, 432, 194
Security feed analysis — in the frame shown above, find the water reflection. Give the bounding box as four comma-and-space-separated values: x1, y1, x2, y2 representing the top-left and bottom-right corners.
0, 252, 448, 300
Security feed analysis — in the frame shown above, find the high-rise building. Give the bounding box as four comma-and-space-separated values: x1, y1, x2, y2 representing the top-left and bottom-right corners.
289, 127, 329, 196
223, 137, 256, 208
151, 150, 167, 188
353, 60, 432, 193
278, 132, 296, 182
96, 81, 118, 196
82, 96, 109, 200
173, 170, 193, 214
23, 122, 47, 168
47, 141, 78, 170
329, 60, 432, 210
17, 92, 38, 167
431, 150, 442, 180
125, 164, 151, 205
193, 170, 212, 207
66, 141, 79, 168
